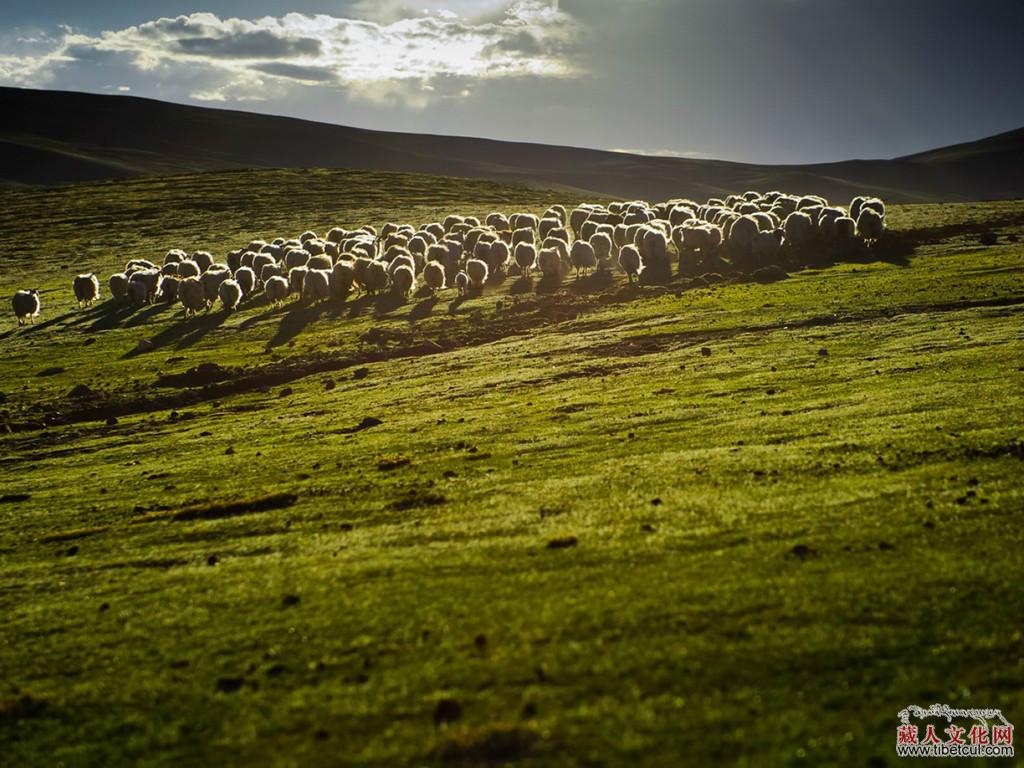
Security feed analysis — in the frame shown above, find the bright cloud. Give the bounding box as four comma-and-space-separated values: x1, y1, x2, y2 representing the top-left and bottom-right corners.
0, 2, 583, 106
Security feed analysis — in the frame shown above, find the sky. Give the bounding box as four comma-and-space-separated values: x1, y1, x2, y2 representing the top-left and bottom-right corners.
2, 0, 1023, 164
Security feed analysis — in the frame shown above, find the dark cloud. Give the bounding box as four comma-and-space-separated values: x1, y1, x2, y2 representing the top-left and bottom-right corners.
175, 31, 321, 58
252, 61, 337, 82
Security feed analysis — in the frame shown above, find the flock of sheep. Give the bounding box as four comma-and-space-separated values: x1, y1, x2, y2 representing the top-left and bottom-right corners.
10, 191, 886, 325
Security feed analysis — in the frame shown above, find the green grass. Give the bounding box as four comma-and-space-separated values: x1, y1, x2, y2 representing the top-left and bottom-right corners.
1, 169, 1022, 767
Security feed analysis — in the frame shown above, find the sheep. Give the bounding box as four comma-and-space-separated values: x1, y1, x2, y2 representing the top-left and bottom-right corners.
487, 240, 511, 274
176, 260, 201, 279
327, 227, 348, 244
218, 279, 243, 311
164, 249, 186, 266
422, 261, 446, 295
364, 260, 390, 294
486, 213, 510, 231
191, 251, 214, 273
857, 207, 885, 244
590, 232, 614, 269
161, 262, 180, 277
640, 228, 672, 283
390, 265, 416, 298
125, 259, 156, 275
443, 215, 465, 232
129, 269, 160, 305
108, 273, 129, 302
617, 245, 641, 283
537, 248, 563, 279
288, 266, 309, 297
454, 271, 470, 296
861, 198, 886, 218
176, 274, 205, 311
570, 240, 597, 278
307, 255, 333, 272
784, 211, 814, 250
234, 266, 256, 297
201, 266, 231, 305
227, 249, 244, 272
285, 249, 310, 270
514, 242, 537, 277
752, 230, 784, 265
330, 261, 355, 299
466, 259, 489, 290
73, 274, 100, 307
304, 240, 326, 257
12, 290, 40, 325
388, 254, 416, 277
544, 204, 567, 225
834, 216, 856, 241
158, 275, 180, 303
299, 230, 318, 243
264, 275, 289, 307
539, 217, 561, 240
302, 269, 331, 304
260, 263, 283, 285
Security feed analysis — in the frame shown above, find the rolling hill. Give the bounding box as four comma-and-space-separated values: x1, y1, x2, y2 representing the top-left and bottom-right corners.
2, 86, 1023, 202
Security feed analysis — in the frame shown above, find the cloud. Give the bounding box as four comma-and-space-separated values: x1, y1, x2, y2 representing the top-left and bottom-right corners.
610, 148, 711, 159
0, 2, 583, 107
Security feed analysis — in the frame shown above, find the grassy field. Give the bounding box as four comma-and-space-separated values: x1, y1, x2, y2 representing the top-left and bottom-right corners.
1, 170, 1022, 767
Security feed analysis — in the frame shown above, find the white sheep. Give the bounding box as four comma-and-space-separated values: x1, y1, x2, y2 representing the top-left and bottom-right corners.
365, 260, 389, 294
234, 266, 256, 297
590, 232, 613, 269
617, 245, 641, 283
857, 207, 885, 244
302, 269, 331, 303
128, 269, 160, 305
466, 259, 489, 289
454, 271, 470, 297
108, 273, 129, 302
177, 260, 201, 279
201, 266, 231, 304
179, 277, 206, 317
784, 211, 814, 249
218, 279, 243, 311
514, 242, 537, 277
264, 275, 289, 307
288, 266, 309, 297
570, 240, 597, 278
537, 248, 563, 279
422, 261, 446, 295
12, 290, 40, 325
191, 251, 214, 273
331, 261, 355, 299
73, 274, 100, 307
157, 275, 180, 304
391, 265, 416, 298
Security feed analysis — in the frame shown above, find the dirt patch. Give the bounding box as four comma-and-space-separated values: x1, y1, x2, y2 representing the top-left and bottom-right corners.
435, 723, 539, 764
155, 362, 234, 389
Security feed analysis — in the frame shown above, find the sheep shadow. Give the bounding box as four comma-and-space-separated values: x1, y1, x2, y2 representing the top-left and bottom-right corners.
409, 297, 439, 322
346, 293, 377, 320
122, 309, 229, 358
61, 301, 119, 330
373, 293, 407, 318
509, 276, 534, 295
535, 275, 564, 295
123, 302, 174, 328
568, 269, 614, 295
447, 296, 467, 315
84, 302, 139, 332
238, 300, 289, 331
20, 310, 77, 335
265, 301, 333, 350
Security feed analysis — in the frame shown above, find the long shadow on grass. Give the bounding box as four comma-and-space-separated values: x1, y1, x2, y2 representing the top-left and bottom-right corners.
409, 296, 439, 321
265, 301, 333, 349
122, 310, 229, 358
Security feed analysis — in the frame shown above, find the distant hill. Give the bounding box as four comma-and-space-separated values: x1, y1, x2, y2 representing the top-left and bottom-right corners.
2, 87, 1022, 202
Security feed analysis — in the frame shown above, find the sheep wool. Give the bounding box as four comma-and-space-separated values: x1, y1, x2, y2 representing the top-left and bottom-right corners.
422, 261, 446, 294
108, 273, 129, 302
302, 269, 331, 303
73, 274, 100, 307
466, 259, 489, 289
12, 290, 41, 325
218, 279, 243, 310
264, 275, 289, 306
454, 271, 470, 296
617, 245, 641, 283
